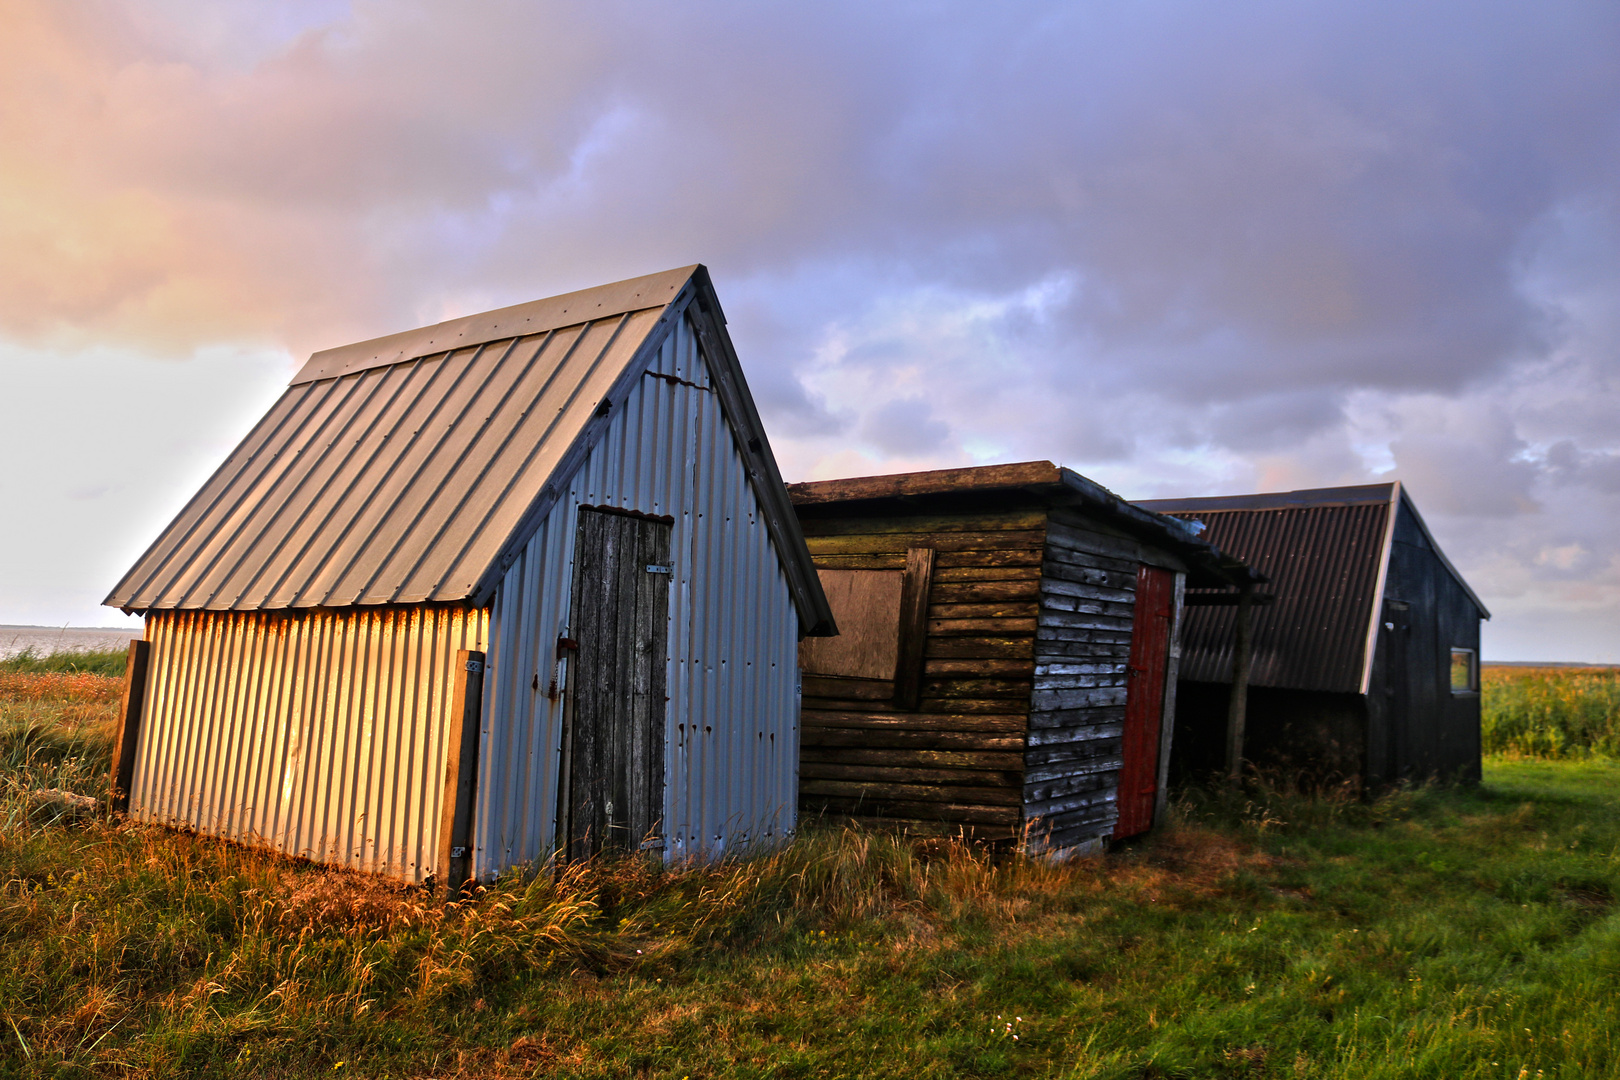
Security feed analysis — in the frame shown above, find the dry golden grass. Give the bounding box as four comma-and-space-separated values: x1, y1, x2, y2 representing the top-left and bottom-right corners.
0, 671, 124, 703
5, 672, 1620, 1076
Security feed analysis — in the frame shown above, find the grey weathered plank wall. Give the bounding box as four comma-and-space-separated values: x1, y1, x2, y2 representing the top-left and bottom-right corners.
1025, 516, 1140, 851
797, 502, 1188, 852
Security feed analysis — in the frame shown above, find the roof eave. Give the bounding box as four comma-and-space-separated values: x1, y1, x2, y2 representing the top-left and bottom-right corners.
787, 461, 1259, 591
682, 268, 837, 637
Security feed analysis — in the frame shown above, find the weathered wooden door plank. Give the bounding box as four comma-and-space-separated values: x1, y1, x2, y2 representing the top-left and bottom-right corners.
561, 508, 670, 859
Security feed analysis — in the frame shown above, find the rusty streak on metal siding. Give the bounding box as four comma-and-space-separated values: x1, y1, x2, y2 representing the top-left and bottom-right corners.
475, 314, 800, 878
136, 606, 488, 883
1166, 503, 1389, 693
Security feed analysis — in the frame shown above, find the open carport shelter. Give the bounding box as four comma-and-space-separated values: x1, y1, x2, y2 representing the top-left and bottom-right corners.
105, 265, 835, 887
1138, 482, 1489, 787
788, 463, 1253, 856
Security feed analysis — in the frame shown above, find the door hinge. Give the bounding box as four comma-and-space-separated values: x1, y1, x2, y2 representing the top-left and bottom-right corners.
646, 564, 672, 574
450, 846, 468, 859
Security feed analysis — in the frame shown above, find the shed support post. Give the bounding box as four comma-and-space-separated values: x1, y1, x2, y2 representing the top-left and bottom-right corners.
438, 650, 486, 902
1153, 572, 1186, 825
109, 639, 150, 815
1226, 583, 1254, 784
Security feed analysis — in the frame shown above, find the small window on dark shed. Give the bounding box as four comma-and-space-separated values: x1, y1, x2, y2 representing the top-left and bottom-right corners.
1450, 648, 1478, 694
798, 569, 902, 681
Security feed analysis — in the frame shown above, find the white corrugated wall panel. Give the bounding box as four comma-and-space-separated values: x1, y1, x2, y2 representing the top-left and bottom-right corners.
477, 313, 800, 878
135, 606, 488, 882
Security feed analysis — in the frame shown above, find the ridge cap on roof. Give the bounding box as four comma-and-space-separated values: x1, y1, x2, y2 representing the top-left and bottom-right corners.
290, 265, 702, 386
1137, 482, 1397, 513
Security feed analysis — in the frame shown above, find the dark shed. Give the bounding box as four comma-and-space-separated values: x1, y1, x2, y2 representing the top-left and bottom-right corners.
788, 462, 1251, 856
1137, 482, 1490, 787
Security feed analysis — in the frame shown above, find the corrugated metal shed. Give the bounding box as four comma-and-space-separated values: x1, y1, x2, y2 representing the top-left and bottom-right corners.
105, 266, 833, 637
107, 265, 834, 884
1140, 483, 1491, 787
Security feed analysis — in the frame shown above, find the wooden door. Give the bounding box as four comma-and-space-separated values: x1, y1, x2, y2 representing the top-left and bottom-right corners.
559, 507, 672, 860
1115, 564, 1176, 839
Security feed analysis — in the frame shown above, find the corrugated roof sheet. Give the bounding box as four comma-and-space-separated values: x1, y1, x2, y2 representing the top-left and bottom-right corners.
106, 266, 834, 634
1137, 487, 1394, 694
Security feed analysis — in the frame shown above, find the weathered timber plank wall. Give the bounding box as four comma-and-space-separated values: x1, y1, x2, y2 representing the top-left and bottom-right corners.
798, 510, 1045, 839
1025, 518, 1135, 851
1026, 511, 1189, 854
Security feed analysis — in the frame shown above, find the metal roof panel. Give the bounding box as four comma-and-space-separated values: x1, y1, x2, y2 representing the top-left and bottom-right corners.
1144, 497, 1392, 693
109, 281, 680, 613
107, 268, 835, 636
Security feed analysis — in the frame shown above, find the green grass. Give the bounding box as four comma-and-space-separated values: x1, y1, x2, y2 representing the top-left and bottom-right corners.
3, 677, 1620, 1077
0, 647, 129, 678
1483, 665, 1620, 759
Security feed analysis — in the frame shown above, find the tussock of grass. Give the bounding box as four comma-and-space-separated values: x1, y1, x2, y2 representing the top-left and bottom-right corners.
1483, 664, 1620, 759
1, 673, 120, 835
0, 646, 130, 678
4, 678, 1620, 1077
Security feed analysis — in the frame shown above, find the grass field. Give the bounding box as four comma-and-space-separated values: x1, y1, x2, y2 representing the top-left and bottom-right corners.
3, 664, 1619, 1078
1482, 664, 1620, 759
0, 646, 130, 678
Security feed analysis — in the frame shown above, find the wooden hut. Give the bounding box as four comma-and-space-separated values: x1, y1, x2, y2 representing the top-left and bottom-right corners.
1138, 483, 1489, 787
105, 265, 835, 887
787, 462, 1252, 856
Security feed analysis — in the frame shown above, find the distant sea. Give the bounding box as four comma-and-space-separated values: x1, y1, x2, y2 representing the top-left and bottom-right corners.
0, 625, 143, 660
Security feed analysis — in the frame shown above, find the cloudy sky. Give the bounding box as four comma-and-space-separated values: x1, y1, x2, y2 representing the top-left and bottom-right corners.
3, 0, 1618, 661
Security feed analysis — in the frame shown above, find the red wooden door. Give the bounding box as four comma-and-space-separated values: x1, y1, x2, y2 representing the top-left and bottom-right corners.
1115, 564, 1176, 839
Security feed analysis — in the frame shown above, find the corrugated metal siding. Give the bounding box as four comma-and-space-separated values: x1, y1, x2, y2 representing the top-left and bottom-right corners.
476, 314, 800, 877
1171, 504, 1389, 693
135, 605, 488, 883
107, 308, 668, 612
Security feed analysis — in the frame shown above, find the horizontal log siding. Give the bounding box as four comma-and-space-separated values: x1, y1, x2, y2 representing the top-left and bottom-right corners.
1024, 517, 1140, 853
799, 512, 1043, 839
